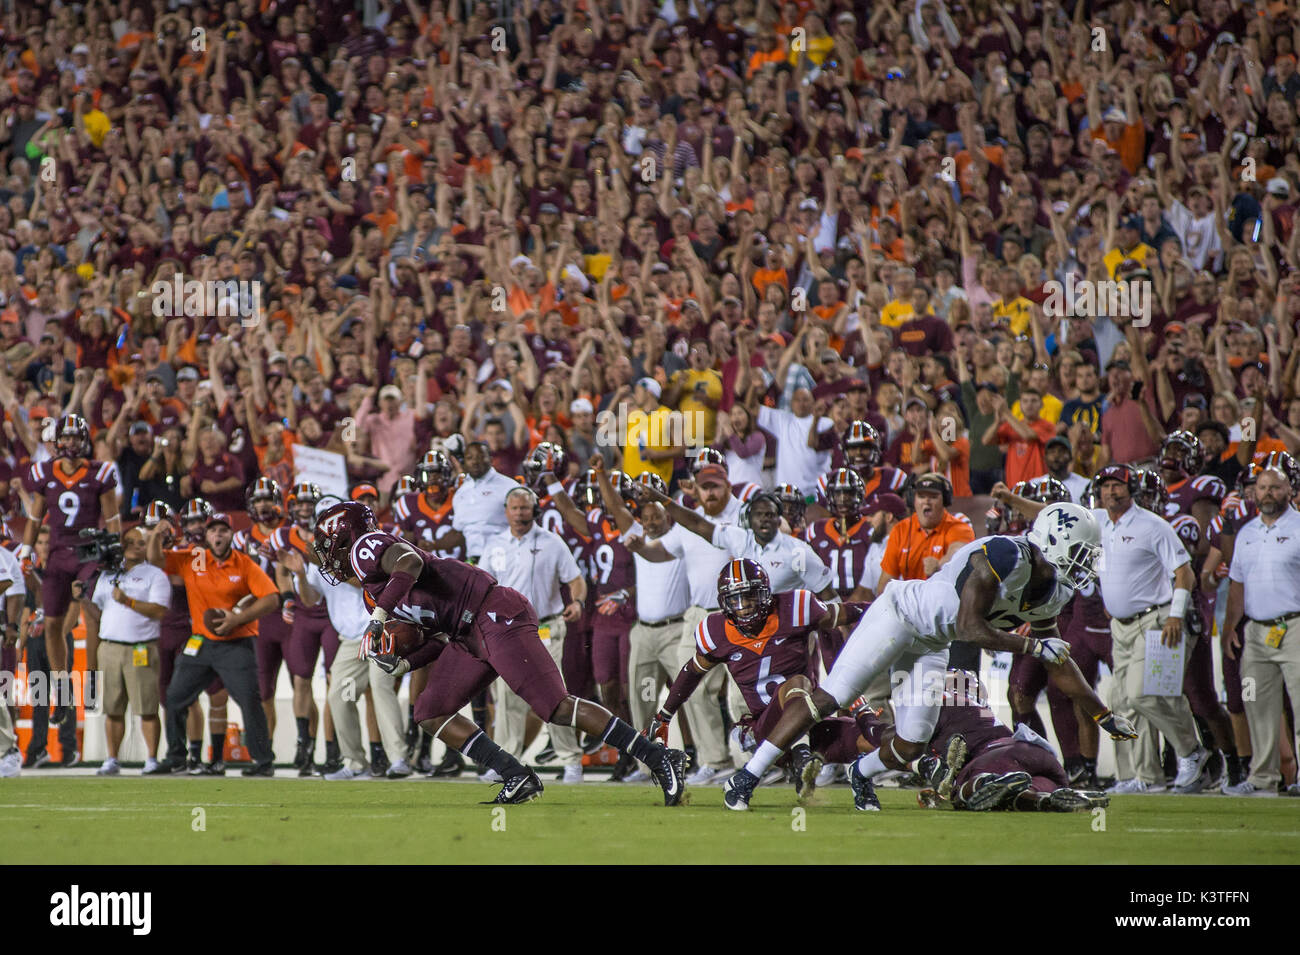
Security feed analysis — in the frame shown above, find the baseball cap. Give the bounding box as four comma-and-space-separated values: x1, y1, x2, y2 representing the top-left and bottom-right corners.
129, 421, 153, 437
864, 492, 907, 520
976, 381, 1000, 393
1183, 393, 1208, 409
176, 366, 200, 382
489, 378, 514, 394
1164, 321, 1187, 335
1045, 435, 1072, 454
351, 483, 380, 501
1266, 177, 1291, 197
570, 398, 594, 415
636, 377, 662, 399
695, 464, 729, 487
207, 511, 233, 529
1105, 358, 1130, 371
268, 351, 288, 364
379, 384, 403, 401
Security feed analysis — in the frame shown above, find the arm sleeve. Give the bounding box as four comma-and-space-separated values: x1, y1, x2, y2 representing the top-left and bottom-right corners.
711, 523, 746, 552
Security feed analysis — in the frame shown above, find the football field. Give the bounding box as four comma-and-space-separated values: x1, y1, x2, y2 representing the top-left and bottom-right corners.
2, 774, 1297, 864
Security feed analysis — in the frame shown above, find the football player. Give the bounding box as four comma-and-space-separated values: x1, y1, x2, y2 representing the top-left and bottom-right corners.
772, 483, 808, 537
647, 560, 867, 802
1158, 431, 1225, 534
803, 469, 875, 671
20, 414, 120, 723
394, 451, 463, 557
722, 502, 1136, 811
810, 421, 907, 520
269, 482, 340, 775
313, 501, 689, 805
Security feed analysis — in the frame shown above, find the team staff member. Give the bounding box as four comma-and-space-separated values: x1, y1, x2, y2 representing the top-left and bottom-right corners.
85, 528, 171, 776
876, 473, 975, 668
145, 512, 282, 776
0, 539, 24, 776
1088, 465, 1209, 794
1223, 468, 1300, 796
481, 486, 588, 782
446, 442, 517, 562
279, 536, 409, 781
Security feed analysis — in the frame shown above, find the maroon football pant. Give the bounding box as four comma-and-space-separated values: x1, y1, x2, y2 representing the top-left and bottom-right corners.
286, 608, 339, 680
255, 613, 293, 701
43, 546, 98, 621
955, 740, 1068, 795
591, 612, 632, 685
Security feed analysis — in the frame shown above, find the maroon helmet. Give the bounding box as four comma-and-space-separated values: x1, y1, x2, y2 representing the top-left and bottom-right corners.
416, 449, 456, 492
1159, 431, 1203, 476
844, 420, 882, 469
1027, 476, 1071, 505
521, 442, 567, 489
717, 558, 773, 634
314, 501, 378, 585
826, 467, 866, 519
56, 414, 91, 459
692, 447, 727, 474
631, 470, 668, 504
1134, 469, 1169, 515
1263, 450, 1300, 492
773, 482, 806, 528
246, 476, 283, 524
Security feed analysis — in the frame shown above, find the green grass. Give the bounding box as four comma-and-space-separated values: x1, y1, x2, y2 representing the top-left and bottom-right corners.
2, 778, 1296, 864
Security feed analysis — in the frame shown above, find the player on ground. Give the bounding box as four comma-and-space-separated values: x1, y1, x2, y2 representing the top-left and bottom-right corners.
647, 559, 867, 801
21, 415, 121, 724
722, 502, 1135, 811
313, 501, 688, 804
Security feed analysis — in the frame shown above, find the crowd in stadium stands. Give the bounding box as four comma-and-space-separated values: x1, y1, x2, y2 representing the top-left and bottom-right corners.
0, 0, 1298, 799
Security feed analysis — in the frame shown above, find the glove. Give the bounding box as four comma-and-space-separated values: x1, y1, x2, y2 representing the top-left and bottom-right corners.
1030, 637, 1071, 665
369, 652, 411, 677
15, 543, 32, 564
644, 709, 671, 744
1095, 709, 1139, 741
281, 598, 296, 625
357, 618, 391, 660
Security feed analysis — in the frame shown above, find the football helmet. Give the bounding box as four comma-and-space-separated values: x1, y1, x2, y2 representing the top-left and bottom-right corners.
55, 414, 91, 459
314, 501, 378, 585
826, 467, 866, 519
631, 471, 668, 506
416, 449, 456, 492
394, 474, 418, 497
844, 420, 883, 470
1027, 476, 1071, 506
717, 558, 774, 634
288, 482, 323, 527
1159, 431, 1203, 476
142, 500, 175, 529
1134, 469, 1169, 514
180, 498, 213, 544
692, 447, 728, 474
521, 442, 567, 490
246, 477, 283, 524
1263, 450, 1300, 492
773, 482, 806, 528
1027, 503, 1102, 587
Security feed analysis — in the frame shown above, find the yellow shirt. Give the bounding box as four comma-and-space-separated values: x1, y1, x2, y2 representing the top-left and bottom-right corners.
584, 251, 613, 281
1012, 392, 1063, 424
789, 34, 835, 66
993, 296, 1034, 335
82, 109, 110, 147
623, 406, 676, 482
881, 299, 935, 329
672, 368, 723, 445
1103, 242, 1154, 279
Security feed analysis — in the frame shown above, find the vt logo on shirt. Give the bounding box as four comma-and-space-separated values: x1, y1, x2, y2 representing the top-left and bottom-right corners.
1121, 536, 1134, 543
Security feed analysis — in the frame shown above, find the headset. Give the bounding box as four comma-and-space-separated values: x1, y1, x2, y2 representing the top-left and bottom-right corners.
1095, 463, 1140, 495
508, 484, 542, 522
905, 471, 953, 509
743, 490, 783, 529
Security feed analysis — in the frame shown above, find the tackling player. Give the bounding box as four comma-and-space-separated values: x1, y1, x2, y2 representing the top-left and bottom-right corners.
21, 415, 121, 724
313, 501, 689, 804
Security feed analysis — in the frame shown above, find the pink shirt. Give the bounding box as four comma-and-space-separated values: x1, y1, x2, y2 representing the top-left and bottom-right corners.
358, 396, 418, 493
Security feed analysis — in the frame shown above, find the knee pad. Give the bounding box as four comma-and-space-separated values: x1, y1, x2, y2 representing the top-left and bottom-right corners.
790, 688, 825, 723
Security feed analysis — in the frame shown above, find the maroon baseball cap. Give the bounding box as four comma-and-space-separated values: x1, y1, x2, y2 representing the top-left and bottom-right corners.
207, 511, 233, 529
864, 493, 907, 520
695, 464, 729, 488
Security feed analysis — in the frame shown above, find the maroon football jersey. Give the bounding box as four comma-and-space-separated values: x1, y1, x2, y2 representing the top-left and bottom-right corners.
25, 459, 117, 550
1064, 578, 1110, 633
694, 589, 829, 714
234, 521, 281, 575
539, 496, 587, 568
350, 530, 495, 641
583, 508, 634, 598
392, 491, 463, 559
927, 679, 1012, 759
269, 524, 328, 618
803, 517, 873, 598
1219, 492, 1257, 534
814, 465, 907, 509
1164, 474, 1225, 520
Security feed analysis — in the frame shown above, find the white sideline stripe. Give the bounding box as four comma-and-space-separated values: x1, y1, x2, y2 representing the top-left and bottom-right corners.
1126, 827, 1300, 836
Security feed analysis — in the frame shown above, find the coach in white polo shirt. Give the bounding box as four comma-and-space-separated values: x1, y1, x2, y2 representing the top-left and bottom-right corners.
482, 486, 587, 781
1223, 468, 1300, 796
450, 441, 517, 562
280, 531, 407, 781
1091, 464, 1210, 795
85, 528, 172, 776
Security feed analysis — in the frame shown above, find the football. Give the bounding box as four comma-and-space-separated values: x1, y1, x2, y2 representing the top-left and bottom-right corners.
385, 621, 424, 655
203, 595, 257, 636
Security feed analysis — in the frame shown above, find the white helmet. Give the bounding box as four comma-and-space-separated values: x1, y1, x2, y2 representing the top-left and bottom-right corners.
1027, 502, 1101, 587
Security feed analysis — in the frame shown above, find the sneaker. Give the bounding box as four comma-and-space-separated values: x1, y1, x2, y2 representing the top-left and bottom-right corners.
141, 758, 159, 774
624, 768, 649, 783
561, 764, 584, 783
487, 771, 544, 804
790, 744, 823, 801
723, 767, 759, 811
325, 765, 373, 781
1107, 778, 1150, 795
650, 747, 688, 807
478, 768, 505, 784
609, 752, 637, 782
96, 759, 120, 777
415, 755, 435, 774
848, 759, 883, 812
24, 749, 50, 769
1047, 787, 1109, 812
964, 771, 1031, 811
0, 748, 20, 777
1172, 746, 1211, 791
386, 759, 413, 778
686, 764, 731, 786
241, 762, 275, 777
144, 758, 187, 775
292, 740, 310, 769
815, 762, 843, 787
58, 749, 81, 768
728, 724, 757, 754
1222, 779, 1275, 797
1285, 783, 1300, 797
186, 756, 202, 774
431, 750, 465, 777
533, 740, 558, 765
201, 761, 226, 776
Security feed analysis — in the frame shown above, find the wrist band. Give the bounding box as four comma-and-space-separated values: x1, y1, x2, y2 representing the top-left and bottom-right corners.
1092, 708, 1111, 724
370, 608, 389, 624
1170, 588, 1190, 619
546, 480, 564, 497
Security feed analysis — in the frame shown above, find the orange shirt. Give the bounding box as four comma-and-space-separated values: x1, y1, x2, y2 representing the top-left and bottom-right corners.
164, 546, 277, 641
1090, 122, 1145, 175
752, 267, 789, 296
880, 511, 975, 582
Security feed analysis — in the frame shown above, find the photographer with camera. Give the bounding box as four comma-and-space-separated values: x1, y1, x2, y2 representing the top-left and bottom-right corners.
80, 528, 171, 775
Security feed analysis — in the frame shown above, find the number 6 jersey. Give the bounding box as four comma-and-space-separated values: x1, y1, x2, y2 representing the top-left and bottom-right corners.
25, 459, 117, 549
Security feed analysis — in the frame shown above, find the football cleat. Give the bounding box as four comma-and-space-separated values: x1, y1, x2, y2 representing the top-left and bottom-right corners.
938, 734, 967, 799
486, 771, 544, 804
144, 759, 188, 775
723, 767, 759, 811
609, 751, 637, 783
58, 748, 81, 768
241, 762, 275, 777
201, 761, 226, 776
965, 772, 1032, 811
533, 740, 558, 765
298, 756, 317, 778
849, 759, 882, 811
651, 747, 688, 807
1047, 788, 1109, 811
790, 744, 823, 802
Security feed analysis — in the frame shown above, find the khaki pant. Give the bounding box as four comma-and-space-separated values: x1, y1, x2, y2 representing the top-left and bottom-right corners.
0, 684, 14, 753
493, 617, 581, 767
1242, 619, 1300, 791
678, 606, 732, 769
628, 617, 688, 730
99, 640, 160, 718
1110, 607, 1201, 783
328, 644, 406, 773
